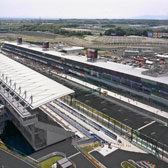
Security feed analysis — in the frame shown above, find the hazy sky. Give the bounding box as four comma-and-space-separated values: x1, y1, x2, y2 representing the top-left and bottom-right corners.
1, 0, 168, 19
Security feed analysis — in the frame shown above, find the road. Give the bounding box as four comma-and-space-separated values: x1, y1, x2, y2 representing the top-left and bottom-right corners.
0, 148, 38, 168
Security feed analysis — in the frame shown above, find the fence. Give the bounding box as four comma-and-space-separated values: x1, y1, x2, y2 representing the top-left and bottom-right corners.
61, 95, 168, 163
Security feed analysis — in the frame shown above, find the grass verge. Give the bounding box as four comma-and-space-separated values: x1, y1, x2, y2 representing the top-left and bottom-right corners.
39, 156, 63, 168
121, 161, 136, 168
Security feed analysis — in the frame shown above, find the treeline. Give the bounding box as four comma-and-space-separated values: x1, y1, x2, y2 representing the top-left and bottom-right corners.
104, 27, 148, 36
12, 24, 92, 37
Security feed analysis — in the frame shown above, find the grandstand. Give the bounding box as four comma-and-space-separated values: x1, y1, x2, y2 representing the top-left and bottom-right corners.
0, 53, 74, 150
2, 41, 168, 109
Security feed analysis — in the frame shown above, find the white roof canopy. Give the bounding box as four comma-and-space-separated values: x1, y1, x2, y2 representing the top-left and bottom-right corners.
62, 46, 84, 51
0, 53, 74, 109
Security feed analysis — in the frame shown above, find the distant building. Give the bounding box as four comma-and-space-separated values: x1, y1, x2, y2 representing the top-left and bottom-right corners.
124, 50, 139, 57
0, 28, 8, 33
142, 50, 154, 57
60, 46, 84, 55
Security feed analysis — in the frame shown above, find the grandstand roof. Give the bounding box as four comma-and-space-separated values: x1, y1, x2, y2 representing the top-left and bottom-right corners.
62, 46, 84, 51
4, 42, 168, 85
0, 53, 74, 109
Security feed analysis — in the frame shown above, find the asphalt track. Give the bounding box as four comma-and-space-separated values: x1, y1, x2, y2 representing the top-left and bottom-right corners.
70, 153, 96, 168
91, 149, 168, 168
0, 148, 38, 168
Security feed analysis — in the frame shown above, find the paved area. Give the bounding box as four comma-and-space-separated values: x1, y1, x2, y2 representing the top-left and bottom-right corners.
91, 149, 168, 168
77, 92, 152, 129
30, 138, 97, 168
0, 148, 37, 168
43, 70, 168, 150
30, 138, 78, 160
140, 122, 168, 148
60, 73, 168, 119
70, 153, 96, 168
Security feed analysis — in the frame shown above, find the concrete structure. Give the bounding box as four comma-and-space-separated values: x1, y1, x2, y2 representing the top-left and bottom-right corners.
0, 53, 74, 150
2, 41, 168, 108
124, 50, 139, 57
141, 50, 154, 57
57, 158, 73, 168
0, 104, 5, 134
60, 46, 84, 55
0, 28, 8, 33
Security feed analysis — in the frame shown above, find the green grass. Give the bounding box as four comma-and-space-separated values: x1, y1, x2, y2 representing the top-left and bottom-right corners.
39, 156, 63, 168
81, 142, 100, 153
121, 161, 136, 168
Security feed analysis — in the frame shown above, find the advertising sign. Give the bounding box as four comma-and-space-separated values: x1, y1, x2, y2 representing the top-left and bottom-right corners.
147, 32, 153, 38
153, 32, 158, 38
162, 33, 168, 37
157, 33, 163, 38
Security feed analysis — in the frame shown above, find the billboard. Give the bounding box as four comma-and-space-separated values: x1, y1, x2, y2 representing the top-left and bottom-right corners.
87, 49, 98, 59
153, 32, 158, 38
17, 37, 22, 44
157, 33, 163, 38
162, 33, 168, 37
147, 32, 153, 38
42, 41, 49, 48
148, 32, 168, 38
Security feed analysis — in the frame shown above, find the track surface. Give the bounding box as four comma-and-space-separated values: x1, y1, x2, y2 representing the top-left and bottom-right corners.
0, 148, 37, 168
91, 150, 168, 168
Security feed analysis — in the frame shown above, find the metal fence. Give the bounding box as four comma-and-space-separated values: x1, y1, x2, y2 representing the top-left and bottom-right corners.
61, 95, 168, 163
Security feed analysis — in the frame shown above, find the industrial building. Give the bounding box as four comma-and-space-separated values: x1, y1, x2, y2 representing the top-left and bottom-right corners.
1, 40, 168, 109
0, 53, 74, 150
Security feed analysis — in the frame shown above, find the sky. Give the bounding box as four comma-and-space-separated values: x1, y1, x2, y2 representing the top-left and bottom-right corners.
1, 0, 168, 19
